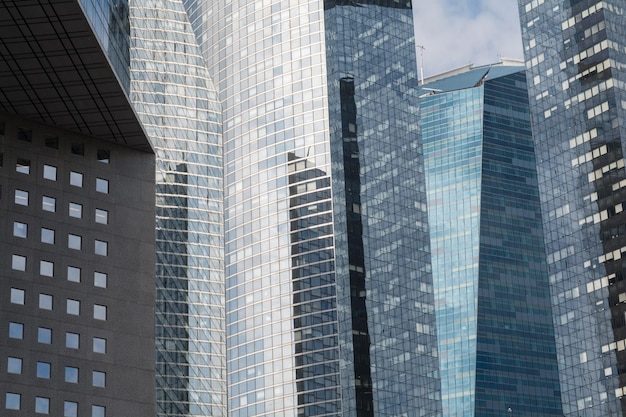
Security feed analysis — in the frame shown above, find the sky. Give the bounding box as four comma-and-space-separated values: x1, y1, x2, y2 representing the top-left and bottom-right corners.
412, 0, 524, 78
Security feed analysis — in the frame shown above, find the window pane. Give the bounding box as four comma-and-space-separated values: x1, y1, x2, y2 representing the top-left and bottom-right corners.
94, 272, 107, 288
66, 332, 79, 349
69, 202, 82, 218
97, 149, 110, 163
7, 357, 22, 374
92, 370, 106, 387
71, 143, 84, 156
70, 171, 83, 187
5, 392, 20, 410
16, 158, 30, 174
42, 196, 56, 212
65, 366, 79, 383
68, 234, 81, 250
35, 396, 50, 414
94, 304, 107, 321
38, 327, 52, 344
14, 189, 28, 206
95, 240, 108, 256
67, 266, 81, 283
43, 165, 57, 181
92, 405, 106, 417
41, 228, 55, 244
93, 337, 106, 354
95, 209, 108, 224
39, 294, 53, 310
67, 299, 80, 315
45, 135, 58, 149
17, 128, 32, 142
36, 362, 51, 379
40, 260, 54, 277
13, 221, 27, 238
64, 401, 78, 417
12, 254, 26, 271
10, 288, 25, 305
9, 322, 23, 339
96, 178, 109, 194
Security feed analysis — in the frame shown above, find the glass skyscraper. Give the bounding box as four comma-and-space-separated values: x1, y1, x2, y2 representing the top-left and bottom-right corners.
518, 1, 626, 415
421, 63, 562, 417
181, 1, 440, 416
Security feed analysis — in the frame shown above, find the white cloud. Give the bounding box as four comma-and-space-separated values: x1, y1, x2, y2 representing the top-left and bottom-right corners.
412, 0, 523, 77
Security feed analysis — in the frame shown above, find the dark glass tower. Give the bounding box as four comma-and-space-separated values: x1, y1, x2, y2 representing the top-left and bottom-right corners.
518, 0, 626, 415
182, 0, 441, 416
421, 63, 562, 417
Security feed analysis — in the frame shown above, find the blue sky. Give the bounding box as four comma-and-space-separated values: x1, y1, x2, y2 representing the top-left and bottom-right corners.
412, 0, 524, 77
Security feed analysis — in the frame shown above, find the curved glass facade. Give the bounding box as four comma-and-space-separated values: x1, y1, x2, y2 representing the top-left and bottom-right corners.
128, 2, 225, 416
185, 1, 440, 416
519, 1, 626, 415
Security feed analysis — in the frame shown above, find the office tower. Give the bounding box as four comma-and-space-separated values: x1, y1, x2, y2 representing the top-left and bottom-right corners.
128, 1, 225, 417
182, 1, 441, 416
518, 0, 626, 415
0, 1, 156, 417
420, 63, 562, 417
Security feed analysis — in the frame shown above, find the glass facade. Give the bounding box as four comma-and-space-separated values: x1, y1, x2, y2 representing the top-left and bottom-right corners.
184, 0, 440, 416
129, 2, 225, 417
518, 1, 626, 415
422, 66, 562, 417
79, 0, 131, 91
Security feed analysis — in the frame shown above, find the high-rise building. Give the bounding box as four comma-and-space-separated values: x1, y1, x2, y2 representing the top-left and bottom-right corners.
179, 1, 441, 416
420, 63, 562, 417
518, 0, 626, 415
0, 1, 156, 417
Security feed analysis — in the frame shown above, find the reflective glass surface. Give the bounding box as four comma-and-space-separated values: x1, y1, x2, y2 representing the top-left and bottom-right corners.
518, 0, 626, 414
129, 1, 225, 416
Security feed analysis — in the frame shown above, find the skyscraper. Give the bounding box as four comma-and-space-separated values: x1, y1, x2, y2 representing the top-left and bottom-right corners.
182, 1, 441, 416
518, 0, 626, 415
420, 63, 562, 417
0, 1, 156, 416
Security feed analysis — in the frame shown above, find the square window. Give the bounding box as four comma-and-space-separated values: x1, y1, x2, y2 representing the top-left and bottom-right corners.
65, 366, 79, 383
5, 392, 20, 410
69, 202, 82, 218
42, 196, 56, 212
95, 209, 108, 224
94, 304, 107, 321
17, 128, 32, 142
68, 234, 82, 250
71, 143, 84, 156
96, 178, 109, 194
13, 221, 27, 238
95, 240, 108, 256
43, 164, 57, 181
94, 272, 108, 288
97, 149, 110, 163
93, 337, 107, 354
16, 158, 30, 174
70, 171, 83, 187
35, 396, 50, 414
67, 299, 80, 315
39, 294, 53, 311
14, 189, 28, 206
92, 405, 106, 417
40, 260, 54, 277
44, 135, 58, 149
67, 266, 81, 283
36, 361, 51, 379
7, 357, 22, 374
9, 322, 23, 339
41, 228, 55, 244
92, 370, 106, 387
12, 254, 26, 271
10, 288, 25, 305
38, 327, 52, 344
64, 401, 78, 417
65, 332, 79, 349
